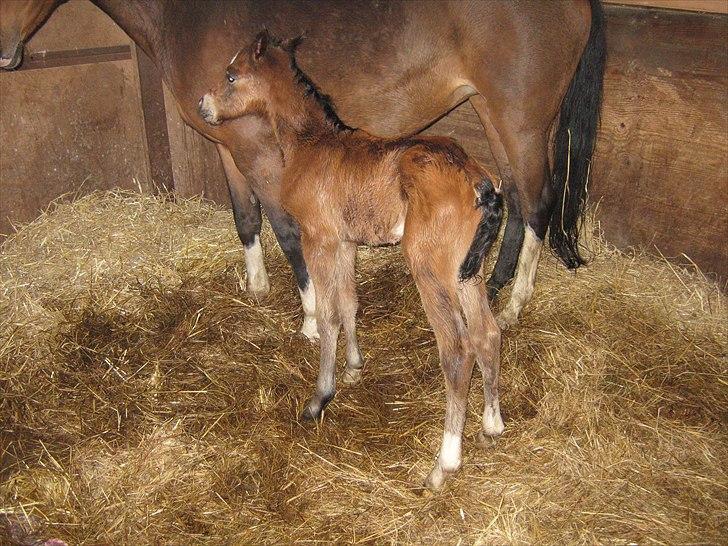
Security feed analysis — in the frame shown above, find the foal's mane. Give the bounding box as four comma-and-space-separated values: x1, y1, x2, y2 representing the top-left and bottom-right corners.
271, 34, 354, 133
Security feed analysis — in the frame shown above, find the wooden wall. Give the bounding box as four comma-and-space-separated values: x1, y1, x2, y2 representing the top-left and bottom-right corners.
1, 1, 726, 283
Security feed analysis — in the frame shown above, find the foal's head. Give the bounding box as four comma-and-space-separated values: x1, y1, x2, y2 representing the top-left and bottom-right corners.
199, 30, 350, 134
198, 30, 292, 126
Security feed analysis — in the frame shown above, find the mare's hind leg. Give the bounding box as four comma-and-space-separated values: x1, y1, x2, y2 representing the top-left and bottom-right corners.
469, 97, 553, 329
411, 269, 476, 491
496, 134, 552, 330
469, 96, 523, 303
457, 282, 504, 442
217, 145, 269, 296
336, 242, 365, 386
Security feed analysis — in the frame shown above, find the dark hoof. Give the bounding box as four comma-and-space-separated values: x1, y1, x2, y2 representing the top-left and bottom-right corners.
300, 405, 322, 421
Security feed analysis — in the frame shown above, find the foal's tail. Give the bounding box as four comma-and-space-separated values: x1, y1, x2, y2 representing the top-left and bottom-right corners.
459, 176, 504, 282
548, 0, 607, 269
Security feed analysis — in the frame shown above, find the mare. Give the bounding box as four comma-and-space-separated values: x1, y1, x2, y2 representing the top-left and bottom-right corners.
0, 0, 605, 338
200, 31, 504, 489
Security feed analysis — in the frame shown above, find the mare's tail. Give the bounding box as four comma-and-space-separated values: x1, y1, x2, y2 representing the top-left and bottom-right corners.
548, 0, 607, 268
459, 176, 504, 281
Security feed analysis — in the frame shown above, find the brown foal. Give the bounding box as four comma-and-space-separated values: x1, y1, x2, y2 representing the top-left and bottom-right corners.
200, 31, 504, 490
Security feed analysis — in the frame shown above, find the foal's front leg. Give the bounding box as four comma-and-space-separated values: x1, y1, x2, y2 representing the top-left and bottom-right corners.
337, 242, 364, 385
301, 239, 341, 419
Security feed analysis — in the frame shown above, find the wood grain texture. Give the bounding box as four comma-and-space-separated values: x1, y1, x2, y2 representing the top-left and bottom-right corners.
0, 61, 153, 235
591, 5, 727, 283
604, 0, 728, 14
162, 85, 230, 206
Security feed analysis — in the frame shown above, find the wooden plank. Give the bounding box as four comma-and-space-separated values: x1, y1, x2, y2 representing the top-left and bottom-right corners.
590, 4, 728, 283
13, 45, 131, 71
0, 60, 153, 236
134, 45, 174, 192
604, 0, 728, 14
162, 85, 230, 205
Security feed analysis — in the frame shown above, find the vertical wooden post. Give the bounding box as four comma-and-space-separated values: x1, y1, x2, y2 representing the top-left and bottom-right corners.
134, 45, 174, 193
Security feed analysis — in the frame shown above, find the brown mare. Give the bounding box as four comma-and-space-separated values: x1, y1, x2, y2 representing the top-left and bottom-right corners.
199, 31, 504, 489
0, 0, 606, 339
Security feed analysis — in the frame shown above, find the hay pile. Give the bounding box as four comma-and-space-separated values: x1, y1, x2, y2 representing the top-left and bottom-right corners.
1, 191, 726, 544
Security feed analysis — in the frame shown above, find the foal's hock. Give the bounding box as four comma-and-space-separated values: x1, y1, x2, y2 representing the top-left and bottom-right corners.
200, 30, 505, 491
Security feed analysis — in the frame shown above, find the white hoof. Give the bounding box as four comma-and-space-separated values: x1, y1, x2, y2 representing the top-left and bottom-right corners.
300, 316, 319, 342
246, 271, 270, 297
482, 405, 505, 437
341, 367, 362, 385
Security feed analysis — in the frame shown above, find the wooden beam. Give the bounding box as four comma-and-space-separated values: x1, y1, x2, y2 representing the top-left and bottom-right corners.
603, 0, 728, 14
14, 45, 131, 71
134, 45, 174, 193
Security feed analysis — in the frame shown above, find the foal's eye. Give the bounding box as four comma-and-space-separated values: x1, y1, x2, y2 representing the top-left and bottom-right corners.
226, 73, 236, 84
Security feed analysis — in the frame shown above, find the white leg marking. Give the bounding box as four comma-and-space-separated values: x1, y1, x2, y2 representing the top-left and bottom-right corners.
483, 400, 505, 437
299, 281, 319, 341
244, 235, 270, 296
439, 432, 462, 472
497, 226, 542, 329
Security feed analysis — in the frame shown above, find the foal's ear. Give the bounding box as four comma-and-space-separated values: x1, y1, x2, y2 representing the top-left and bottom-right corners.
253, 29, 270, 60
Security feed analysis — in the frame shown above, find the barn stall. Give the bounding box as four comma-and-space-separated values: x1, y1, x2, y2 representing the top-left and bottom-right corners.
0, 1, 726, 544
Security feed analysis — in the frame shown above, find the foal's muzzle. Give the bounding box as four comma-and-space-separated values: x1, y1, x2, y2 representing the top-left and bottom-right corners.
198, 94, 220, 125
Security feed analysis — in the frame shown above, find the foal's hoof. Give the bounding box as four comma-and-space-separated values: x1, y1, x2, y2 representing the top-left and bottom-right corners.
496, 310, 518, 330
476, 430, 502, 449
301, 404, 322, 421
341, 366, 363, 385
300, 316, 319, 342
423, 465, 454, 492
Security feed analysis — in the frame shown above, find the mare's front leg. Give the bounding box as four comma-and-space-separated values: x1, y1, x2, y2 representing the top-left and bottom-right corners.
263, 204, 318, 341
225, 136, 318, 341
217, 145, 269, 296
301, 238, 342, 419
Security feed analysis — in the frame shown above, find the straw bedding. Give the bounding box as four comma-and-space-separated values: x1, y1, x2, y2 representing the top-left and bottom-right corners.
0, 191, 725, 544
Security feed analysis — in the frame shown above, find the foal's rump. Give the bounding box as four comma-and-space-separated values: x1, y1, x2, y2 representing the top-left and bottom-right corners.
398, 139, 503, 282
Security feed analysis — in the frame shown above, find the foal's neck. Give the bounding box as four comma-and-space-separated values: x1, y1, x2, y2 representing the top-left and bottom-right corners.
269, 61, 349, 152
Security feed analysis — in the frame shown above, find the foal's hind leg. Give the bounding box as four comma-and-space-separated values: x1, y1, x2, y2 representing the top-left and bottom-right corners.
457, 282, 504, 442
411, 270, 476, 491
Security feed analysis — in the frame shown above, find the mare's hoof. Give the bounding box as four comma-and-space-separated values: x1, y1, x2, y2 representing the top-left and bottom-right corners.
423, 465, 453, 492
300, 316, 319, 342
341, 366, 363, 385
496, 310, 518, 330
246, 273, 270, 298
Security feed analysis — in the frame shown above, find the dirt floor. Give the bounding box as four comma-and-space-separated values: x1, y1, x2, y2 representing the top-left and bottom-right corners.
0, 191, 726, 545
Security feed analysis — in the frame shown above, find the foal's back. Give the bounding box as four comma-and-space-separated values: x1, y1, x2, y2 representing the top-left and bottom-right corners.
281, 131, 484, 248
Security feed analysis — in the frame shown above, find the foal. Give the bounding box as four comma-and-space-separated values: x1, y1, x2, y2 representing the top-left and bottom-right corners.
200, 31, 504, 490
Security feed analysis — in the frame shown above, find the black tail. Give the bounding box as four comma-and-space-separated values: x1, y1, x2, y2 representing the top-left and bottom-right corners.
459, 178, 504, 282
548, 0, 607, 268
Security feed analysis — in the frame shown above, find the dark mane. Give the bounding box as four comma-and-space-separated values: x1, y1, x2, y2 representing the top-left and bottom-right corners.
272, 35, 354, 133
